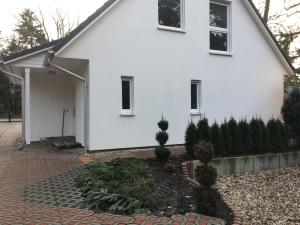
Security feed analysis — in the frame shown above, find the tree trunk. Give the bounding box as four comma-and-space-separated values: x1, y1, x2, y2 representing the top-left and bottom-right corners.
263, 0, 271, 23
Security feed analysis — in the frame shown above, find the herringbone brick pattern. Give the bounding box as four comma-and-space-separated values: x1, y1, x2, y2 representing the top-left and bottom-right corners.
0, 123, 225, 225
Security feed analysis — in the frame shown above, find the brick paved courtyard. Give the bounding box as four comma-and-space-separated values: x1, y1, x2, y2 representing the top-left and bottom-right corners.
0, 122, 225, 225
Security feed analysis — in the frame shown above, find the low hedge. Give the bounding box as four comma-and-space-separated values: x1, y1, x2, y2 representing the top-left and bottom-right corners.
185, 117, 289, 158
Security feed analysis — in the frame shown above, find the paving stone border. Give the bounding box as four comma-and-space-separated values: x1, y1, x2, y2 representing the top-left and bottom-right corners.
182, 161, 243, 225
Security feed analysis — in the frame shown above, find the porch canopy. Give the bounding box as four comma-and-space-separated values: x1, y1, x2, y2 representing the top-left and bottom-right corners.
0, 47, 88, 150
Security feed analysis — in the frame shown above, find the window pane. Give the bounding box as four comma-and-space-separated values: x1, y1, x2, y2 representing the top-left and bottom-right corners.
122, 80, 130, 110
158, 0, 181, 28
191, 83, 198, 110
210, 31, 228, 51
210, 3, 227, 28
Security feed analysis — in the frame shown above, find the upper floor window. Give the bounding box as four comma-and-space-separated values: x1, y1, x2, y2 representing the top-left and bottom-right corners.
158, 0, 184, 29
210, 1, 231, 53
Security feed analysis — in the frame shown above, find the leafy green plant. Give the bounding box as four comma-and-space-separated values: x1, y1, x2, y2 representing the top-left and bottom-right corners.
210, 122, 225, 156
155, 117, 170, 162
77, 158, 154, 215
185, 122, 198, 157
195, 165, 217, 187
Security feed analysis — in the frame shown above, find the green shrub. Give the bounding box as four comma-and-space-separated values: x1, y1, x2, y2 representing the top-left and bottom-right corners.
278, 119, 289, 150
267, 119, 283, 153
155, 131, 169, 146
194, 141, 214, 164
155, 117, 170, 162
158, 118, 169, 131
250, 118, 263, 154
258, 119, 271, 153
195, 165, 217, 187
227, 117, 242, 155
193, 187, 222, 217
210, 122, 225, 156
282, 89, 300, 145
220, 120, 232, 155
155, 146, 171, 162
185, 122, 198, 157
197, 118, 211, 142
77, 158, 154, 215
238, 119, 253, 155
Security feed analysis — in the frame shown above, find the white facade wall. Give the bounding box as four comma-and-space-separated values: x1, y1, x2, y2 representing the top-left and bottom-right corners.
30, 73, 75, 141
58, 0, 287, 151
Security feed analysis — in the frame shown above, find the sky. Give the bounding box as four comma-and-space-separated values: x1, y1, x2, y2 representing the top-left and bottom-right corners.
0, 0, 107, 38
0, 0, 292, 37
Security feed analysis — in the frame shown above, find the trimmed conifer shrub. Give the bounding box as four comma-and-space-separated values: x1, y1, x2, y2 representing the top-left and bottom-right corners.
155, 117, 170, 162
277, 119, 289, 151
258, 118, 271, 154
185, 122, 198, 157
227, 117, 242, 155
267, 118, 283, 153
210, 122, 225, 156
282, 89, 300, 145
220, 120, 232, 156
250, 118, 263, 154
197, 118, 211, 142
238, 119, 253, 155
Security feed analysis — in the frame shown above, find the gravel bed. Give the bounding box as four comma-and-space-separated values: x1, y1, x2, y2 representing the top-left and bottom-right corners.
217, 166, 300, 225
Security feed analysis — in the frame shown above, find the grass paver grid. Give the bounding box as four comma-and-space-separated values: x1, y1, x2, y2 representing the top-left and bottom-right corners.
0, 122, 224, 225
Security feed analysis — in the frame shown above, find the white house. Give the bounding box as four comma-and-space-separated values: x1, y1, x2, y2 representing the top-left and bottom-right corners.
0, 0, 295, 152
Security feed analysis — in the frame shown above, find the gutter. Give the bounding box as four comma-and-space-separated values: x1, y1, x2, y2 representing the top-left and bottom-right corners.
0, 61, 26, 150
43, 50, 88, 152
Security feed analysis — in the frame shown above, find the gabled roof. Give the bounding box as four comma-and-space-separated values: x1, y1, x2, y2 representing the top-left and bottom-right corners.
2, 39, 60, 63
1, 0, 296, 74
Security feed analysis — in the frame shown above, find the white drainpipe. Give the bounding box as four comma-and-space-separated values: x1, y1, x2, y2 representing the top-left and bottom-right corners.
44, 50, 88, 152
0, 62, 26, 149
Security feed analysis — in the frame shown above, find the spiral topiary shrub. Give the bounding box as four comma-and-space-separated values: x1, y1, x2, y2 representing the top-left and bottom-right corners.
195, 164, 217, 187
155, 117, 170, 162
194, 141, 214, 164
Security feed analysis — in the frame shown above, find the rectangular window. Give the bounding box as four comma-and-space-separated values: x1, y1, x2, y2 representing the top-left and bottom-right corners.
191, 80, 201, 113
158, 0, 184, 29
210, 1, 230, 53
121, 77, 134, 114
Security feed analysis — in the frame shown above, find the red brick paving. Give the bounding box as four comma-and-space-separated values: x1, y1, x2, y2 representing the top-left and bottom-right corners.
0, 123, 225, 225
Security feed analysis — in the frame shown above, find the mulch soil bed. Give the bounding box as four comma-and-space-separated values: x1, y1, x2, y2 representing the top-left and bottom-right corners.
145, 156, 233, 225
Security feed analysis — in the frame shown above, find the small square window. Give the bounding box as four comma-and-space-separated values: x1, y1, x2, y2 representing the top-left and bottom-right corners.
158, 0, 183, 29
209, 1, 231, 53
191, 80, 201, 113
121, 76, 134, 115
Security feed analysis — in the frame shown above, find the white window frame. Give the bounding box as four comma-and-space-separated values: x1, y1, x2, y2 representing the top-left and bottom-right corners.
191, 80, 202, 115
120, 76, 135, 116
209, 1, 232, 55
157, 0, 186, 33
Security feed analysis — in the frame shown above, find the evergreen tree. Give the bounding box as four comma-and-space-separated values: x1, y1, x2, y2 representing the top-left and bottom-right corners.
258, 118, 271, 153
14, 8, 48, 49
185, 122, 198, 157
227, 117, 242, 155
267, 119, 283, 153
250, 118, 263, 154
197, 118, 211, 142
210, 121, 224, 156
220, 120, 232, 156
277, 119, 289, 151
238, 119, 253, 155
